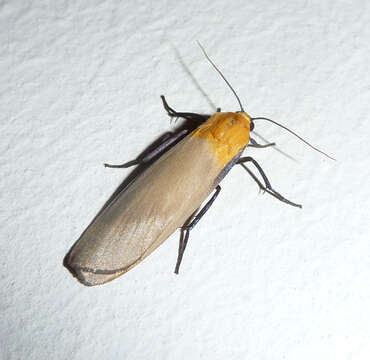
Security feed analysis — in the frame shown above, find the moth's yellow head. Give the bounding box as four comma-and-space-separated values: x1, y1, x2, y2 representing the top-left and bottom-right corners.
191, 111, 252, 167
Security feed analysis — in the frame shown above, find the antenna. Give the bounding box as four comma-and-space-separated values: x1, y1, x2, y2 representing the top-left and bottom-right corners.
252, 116, 336, 161
197, 41, 245, 112
197, 42, 335, 161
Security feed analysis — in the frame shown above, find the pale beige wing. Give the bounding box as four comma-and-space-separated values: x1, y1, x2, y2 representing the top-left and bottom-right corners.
66, 135, 222, 285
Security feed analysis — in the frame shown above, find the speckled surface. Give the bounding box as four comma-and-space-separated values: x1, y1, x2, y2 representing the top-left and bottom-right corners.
2, 1, 370, 359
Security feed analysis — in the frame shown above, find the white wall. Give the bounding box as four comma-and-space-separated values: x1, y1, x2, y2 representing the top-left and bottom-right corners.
2, 1, 370, 359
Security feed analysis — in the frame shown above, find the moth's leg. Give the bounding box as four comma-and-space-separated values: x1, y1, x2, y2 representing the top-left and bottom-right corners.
237, 156, 302, 208
248, 137, 276, 148
174, 185, 221, 274
104, 129, 189, 168
176, 210, 197, 274
161, 95, 209, 125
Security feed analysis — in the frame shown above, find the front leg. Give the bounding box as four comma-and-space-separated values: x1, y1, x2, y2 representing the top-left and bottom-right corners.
238, 156, 302, 208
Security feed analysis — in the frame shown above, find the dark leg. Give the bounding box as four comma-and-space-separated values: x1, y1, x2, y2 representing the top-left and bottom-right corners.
161, 95, 209, 125
104, 159, 140, 168
237, 156, 302, 208
174, 185, 221, 274
248, 137, 276, 148
176, 210, 197, 274
104, 129, 189, 168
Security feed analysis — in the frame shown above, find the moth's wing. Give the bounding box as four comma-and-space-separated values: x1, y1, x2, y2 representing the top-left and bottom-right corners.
65, 136, 222, 286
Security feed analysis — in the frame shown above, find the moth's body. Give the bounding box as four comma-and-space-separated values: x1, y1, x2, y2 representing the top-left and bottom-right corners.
66, 112, 252, 286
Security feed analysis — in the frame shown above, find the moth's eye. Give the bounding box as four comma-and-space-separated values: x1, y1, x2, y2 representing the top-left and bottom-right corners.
250, 121, 255, 131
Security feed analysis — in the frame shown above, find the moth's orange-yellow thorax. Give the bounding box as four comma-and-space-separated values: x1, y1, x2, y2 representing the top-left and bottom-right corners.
191, 112, 252, 167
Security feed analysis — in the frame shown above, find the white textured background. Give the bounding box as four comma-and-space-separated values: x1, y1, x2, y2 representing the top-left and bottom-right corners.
1, 1, 370, 359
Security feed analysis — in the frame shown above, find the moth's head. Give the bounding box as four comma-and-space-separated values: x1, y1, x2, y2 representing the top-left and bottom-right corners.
236, 111, 254, 132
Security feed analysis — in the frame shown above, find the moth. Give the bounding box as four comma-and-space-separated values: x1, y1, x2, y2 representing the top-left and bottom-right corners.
64, 43, 333, 286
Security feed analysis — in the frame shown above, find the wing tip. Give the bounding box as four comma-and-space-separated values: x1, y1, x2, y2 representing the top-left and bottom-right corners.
63, 252, 130, 286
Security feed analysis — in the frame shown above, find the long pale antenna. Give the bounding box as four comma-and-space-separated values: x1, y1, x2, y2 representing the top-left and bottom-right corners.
252, 116, 336, 161
197, 41, 245, 112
